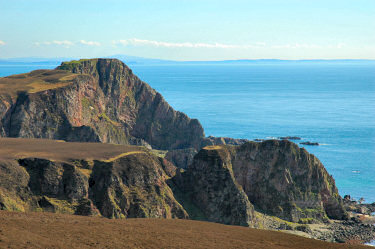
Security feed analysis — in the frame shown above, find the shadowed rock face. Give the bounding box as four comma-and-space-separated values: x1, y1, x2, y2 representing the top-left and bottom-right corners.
231, 140, 347, 222
89, 153, 187, 219
174, 146, 256, 227
165, 137, 249, 169
165, 148, 197, 169
0, 59, 204, 150
0, 153, 187, 219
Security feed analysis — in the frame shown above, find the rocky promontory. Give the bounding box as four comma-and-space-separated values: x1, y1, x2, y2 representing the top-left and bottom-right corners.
172, 141, 347, 223
0, 59, 204, 150
231, 140, 346, 222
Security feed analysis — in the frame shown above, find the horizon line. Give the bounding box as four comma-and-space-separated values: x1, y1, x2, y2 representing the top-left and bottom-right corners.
1, 56, 375, 62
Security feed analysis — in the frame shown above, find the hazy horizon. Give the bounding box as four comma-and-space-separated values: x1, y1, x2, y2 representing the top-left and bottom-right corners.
1, 0, 374, 60
1, 55, 375, 62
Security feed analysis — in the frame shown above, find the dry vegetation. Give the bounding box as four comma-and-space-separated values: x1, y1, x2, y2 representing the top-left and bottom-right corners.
0, 211, 371, 249
202, 145, 224, 150
0, 137, 146, 162
0, 69, 78, 95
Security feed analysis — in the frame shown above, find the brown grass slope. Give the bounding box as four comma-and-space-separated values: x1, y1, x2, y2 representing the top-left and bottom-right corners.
0, 137, 146, 162
0, 210, 370, 249
0, 69, 78, 96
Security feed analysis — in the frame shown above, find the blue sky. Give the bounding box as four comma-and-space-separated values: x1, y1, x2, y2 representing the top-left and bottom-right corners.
0, 0, 374, 60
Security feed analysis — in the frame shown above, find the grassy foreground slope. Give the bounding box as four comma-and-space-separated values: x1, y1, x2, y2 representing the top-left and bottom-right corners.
0, 211, 370, 249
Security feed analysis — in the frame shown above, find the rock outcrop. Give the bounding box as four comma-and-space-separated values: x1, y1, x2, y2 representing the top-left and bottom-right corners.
165, 148, 197, 169
88, 153, 187, 219
173, 146, 256, 227
202, 136, 249, 146
230, 140, 347, 222
165, 136, 250, 169
300, 141, 319, 146
0, 59, 204, 150
0, 145, 187, 219
172, 141, 347, 225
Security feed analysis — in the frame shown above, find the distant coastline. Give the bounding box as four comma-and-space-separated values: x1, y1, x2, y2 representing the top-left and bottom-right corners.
1, 56, 374, 67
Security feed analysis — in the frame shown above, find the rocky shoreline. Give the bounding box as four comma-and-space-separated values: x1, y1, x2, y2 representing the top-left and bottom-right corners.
280, 200, 375, 244
253, 136, 320, 146
260, 211, 375, 244
300, 141, 320, 146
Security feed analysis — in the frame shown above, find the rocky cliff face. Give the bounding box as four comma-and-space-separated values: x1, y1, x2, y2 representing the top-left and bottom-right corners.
165, 148, 197, 169
0, 137, 348, 227
0, 59, 204, 150
0, 152, 187, 219
88, 153, 187, 219
201, 136, 249, 147
230, 140, 347, 222
0, 138, 255, 226
173, 146, 256, 227
165, 136, 249, 169
172, 141, 347, 224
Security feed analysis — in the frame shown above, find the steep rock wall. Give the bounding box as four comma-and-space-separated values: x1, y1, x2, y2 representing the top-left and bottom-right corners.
231, 140, 348, 222
0, 153, 187, 219
174, 146, 256, 227
0, 59, 204, 150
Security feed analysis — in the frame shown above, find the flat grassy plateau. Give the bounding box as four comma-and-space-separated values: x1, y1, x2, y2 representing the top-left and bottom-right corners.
0, 138, 146, 162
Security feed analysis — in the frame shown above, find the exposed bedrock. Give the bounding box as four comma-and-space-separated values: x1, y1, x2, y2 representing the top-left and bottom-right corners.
172, 140, 347, 224
173, 146, 256, 227
0, 153, 187, 219
0, 59, 204, 150
230, 140, 347, 222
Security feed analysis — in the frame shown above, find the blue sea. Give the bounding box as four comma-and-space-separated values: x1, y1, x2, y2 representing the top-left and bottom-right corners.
1, 61, 374, 204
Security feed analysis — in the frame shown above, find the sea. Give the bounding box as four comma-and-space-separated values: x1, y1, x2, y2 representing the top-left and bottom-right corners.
0, 61, 374, 205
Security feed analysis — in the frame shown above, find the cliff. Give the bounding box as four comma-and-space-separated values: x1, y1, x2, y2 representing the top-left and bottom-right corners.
0, 60, 349, 229
0, 138, 187, 219
174, 146, 256, 226
172, 141, 347, 224
0, 138, 259, 227
231, 140, 347, 222
0, 138, 365, 243
0, 59, 204, 150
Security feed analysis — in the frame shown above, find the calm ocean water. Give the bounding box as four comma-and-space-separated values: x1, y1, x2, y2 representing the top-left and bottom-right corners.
1, 62, 375, 203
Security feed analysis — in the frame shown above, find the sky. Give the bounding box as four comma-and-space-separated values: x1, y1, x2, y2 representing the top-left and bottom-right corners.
0, 0, 374, 60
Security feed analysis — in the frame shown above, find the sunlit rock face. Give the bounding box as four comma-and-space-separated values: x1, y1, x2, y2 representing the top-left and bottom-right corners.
0, 59, 204, 150
231, 140, 348, 222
